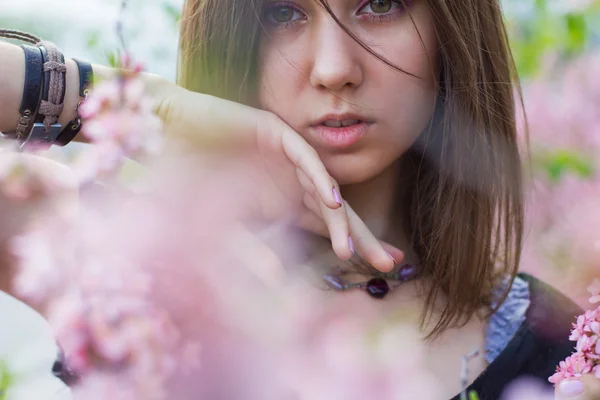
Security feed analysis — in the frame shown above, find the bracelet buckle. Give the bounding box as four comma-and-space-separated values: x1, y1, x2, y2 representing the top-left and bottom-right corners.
22, 122, 63, 150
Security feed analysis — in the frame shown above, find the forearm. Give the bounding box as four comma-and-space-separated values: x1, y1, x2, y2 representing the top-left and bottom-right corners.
0, 41, 116, 143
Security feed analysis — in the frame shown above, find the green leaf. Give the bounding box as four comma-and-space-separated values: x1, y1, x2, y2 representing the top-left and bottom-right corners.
0, 360, 13, 400
507, 0, 600, 78
105, 49, 123, 68
564, 13, 587, 55
468, 390, 480, 400
538, 149, 594, 182
86, 31, 101, 50
534, 0, 548, 13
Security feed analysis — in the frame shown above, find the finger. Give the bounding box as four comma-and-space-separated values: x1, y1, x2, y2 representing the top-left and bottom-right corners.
379, 241, 405, 268
302, 192, 352, 260
260, 114, 341, 210
344, 201, 402, 273
298, 184, 404, 258
296, 160, 352, 259
228, 223, 287, 289
556, 374, 600, 400
301, 189, 404, 270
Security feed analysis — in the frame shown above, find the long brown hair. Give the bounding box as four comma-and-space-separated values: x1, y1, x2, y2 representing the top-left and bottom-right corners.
178, 0, 524, 337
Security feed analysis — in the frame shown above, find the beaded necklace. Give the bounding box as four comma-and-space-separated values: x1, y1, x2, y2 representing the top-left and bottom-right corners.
322, 263, 421, 299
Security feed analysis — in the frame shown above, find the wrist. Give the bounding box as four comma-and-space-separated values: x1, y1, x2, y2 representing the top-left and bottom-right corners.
0, 42, 26, 133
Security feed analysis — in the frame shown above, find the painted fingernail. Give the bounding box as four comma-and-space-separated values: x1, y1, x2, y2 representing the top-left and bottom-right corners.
559, 379, 584, 397
385, 251, 397, 265
348, 235, 355, 255
333, 187, 342, 206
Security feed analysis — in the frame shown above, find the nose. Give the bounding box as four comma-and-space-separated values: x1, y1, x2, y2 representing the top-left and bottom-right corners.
309, 17, 364, 93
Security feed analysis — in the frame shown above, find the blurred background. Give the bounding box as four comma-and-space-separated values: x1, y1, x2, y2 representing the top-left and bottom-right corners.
1, 0, 599, 303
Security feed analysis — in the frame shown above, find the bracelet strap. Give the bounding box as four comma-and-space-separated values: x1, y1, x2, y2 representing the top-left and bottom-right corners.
55, 58, 94, 146
74, 58, 93, 97
34, 42, 66, 126
26, 42, 66, 148
12, 44, 44, 141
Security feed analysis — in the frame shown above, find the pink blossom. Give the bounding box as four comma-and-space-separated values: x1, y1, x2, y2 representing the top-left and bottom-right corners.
589, 279, 600, 304
549, 353, 593, 384
576, 334, 598, 355
74, 55, 163, 183
571, 315, 588, 341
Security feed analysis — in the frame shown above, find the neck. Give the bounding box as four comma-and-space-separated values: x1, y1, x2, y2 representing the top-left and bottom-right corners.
340, 164, 397, 238
340, 160, 415, 262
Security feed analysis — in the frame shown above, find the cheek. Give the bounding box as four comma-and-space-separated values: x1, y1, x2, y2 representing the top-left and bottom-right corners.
257, 48, 303, 119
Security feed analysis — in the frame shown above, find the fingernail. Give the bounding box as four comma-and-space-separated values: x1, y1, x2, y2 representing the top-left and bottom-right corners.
559, 379, 584, 397
333, 187, 342, 206
348, 235, 355, 255
385, 251, 397, 265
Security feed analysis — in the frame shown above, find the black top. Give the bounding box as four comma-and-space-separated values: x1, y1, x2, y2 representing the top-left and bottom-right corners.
451, 273, 582, 400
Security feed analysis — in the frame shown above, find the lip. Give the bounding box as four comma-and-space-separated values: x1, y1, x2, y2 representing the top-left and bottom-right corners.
310, 113, 373, 149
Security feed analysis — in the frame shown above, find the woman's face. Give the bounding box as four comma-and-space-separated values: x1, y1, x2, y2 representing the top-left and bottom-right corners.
258, 0, 439, 185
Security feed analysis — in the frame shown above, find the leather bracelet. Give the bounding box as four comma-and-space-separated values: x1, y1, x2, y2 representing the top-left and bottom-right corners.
34, 44, 49, 124
9, 44, 44, 141
25, 43, 66, 149
55, 58, 93, 147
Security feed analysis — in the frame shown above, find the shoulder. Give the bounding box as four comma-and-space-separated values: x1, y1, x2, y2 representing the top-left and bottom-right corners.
496, 273, 582, 394
514, 273, 583, 383
463, 274, 582, 400
518, 272, 583, 344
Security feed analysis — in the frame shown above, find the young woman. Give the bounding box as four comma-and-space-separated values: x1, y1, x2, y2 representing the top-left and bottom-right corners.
0, 0, 595, 398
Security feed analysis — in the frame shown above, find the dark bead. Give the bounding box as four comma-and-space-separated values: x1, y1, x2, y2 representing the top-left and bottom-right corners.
366, 278, 389, 299
396, 264, 419, 281
323, 274, 345, 290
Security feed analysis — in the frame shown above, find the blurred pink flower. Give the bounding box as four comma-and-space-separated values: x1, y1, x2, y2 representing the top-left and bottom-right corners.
589, 279, 600, 304
549, 352, 593, 384
570, 309, 600, 341
551, 303, 600, 385
501, 377, 554, 400
75, 56, 163, 183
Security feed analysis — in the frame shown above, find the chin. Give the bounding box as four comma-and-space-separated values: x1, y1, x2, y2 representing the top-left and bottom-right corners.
321, 152, 393, 186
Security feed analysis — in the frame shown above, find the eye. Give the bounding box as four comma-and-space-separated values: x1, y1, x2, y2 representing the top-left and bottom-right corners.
262, 3, 306, 27
367, 0, 392, 13
357, 0, 410, 17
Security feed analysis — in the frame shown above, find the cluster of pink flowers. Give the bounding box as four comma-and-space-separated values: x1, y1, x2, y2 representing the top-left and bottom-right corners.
1, 54, 192, 399
518, 52, 600, 304
549, 280, 600, 384
74, 54, 163, 183
9, 198, 198, 399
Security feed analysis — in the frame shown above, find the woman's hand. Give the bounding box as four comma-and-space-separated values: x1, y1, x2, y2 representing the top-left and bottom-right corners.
144, 75, 402, 272
556, 375, 600, 399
